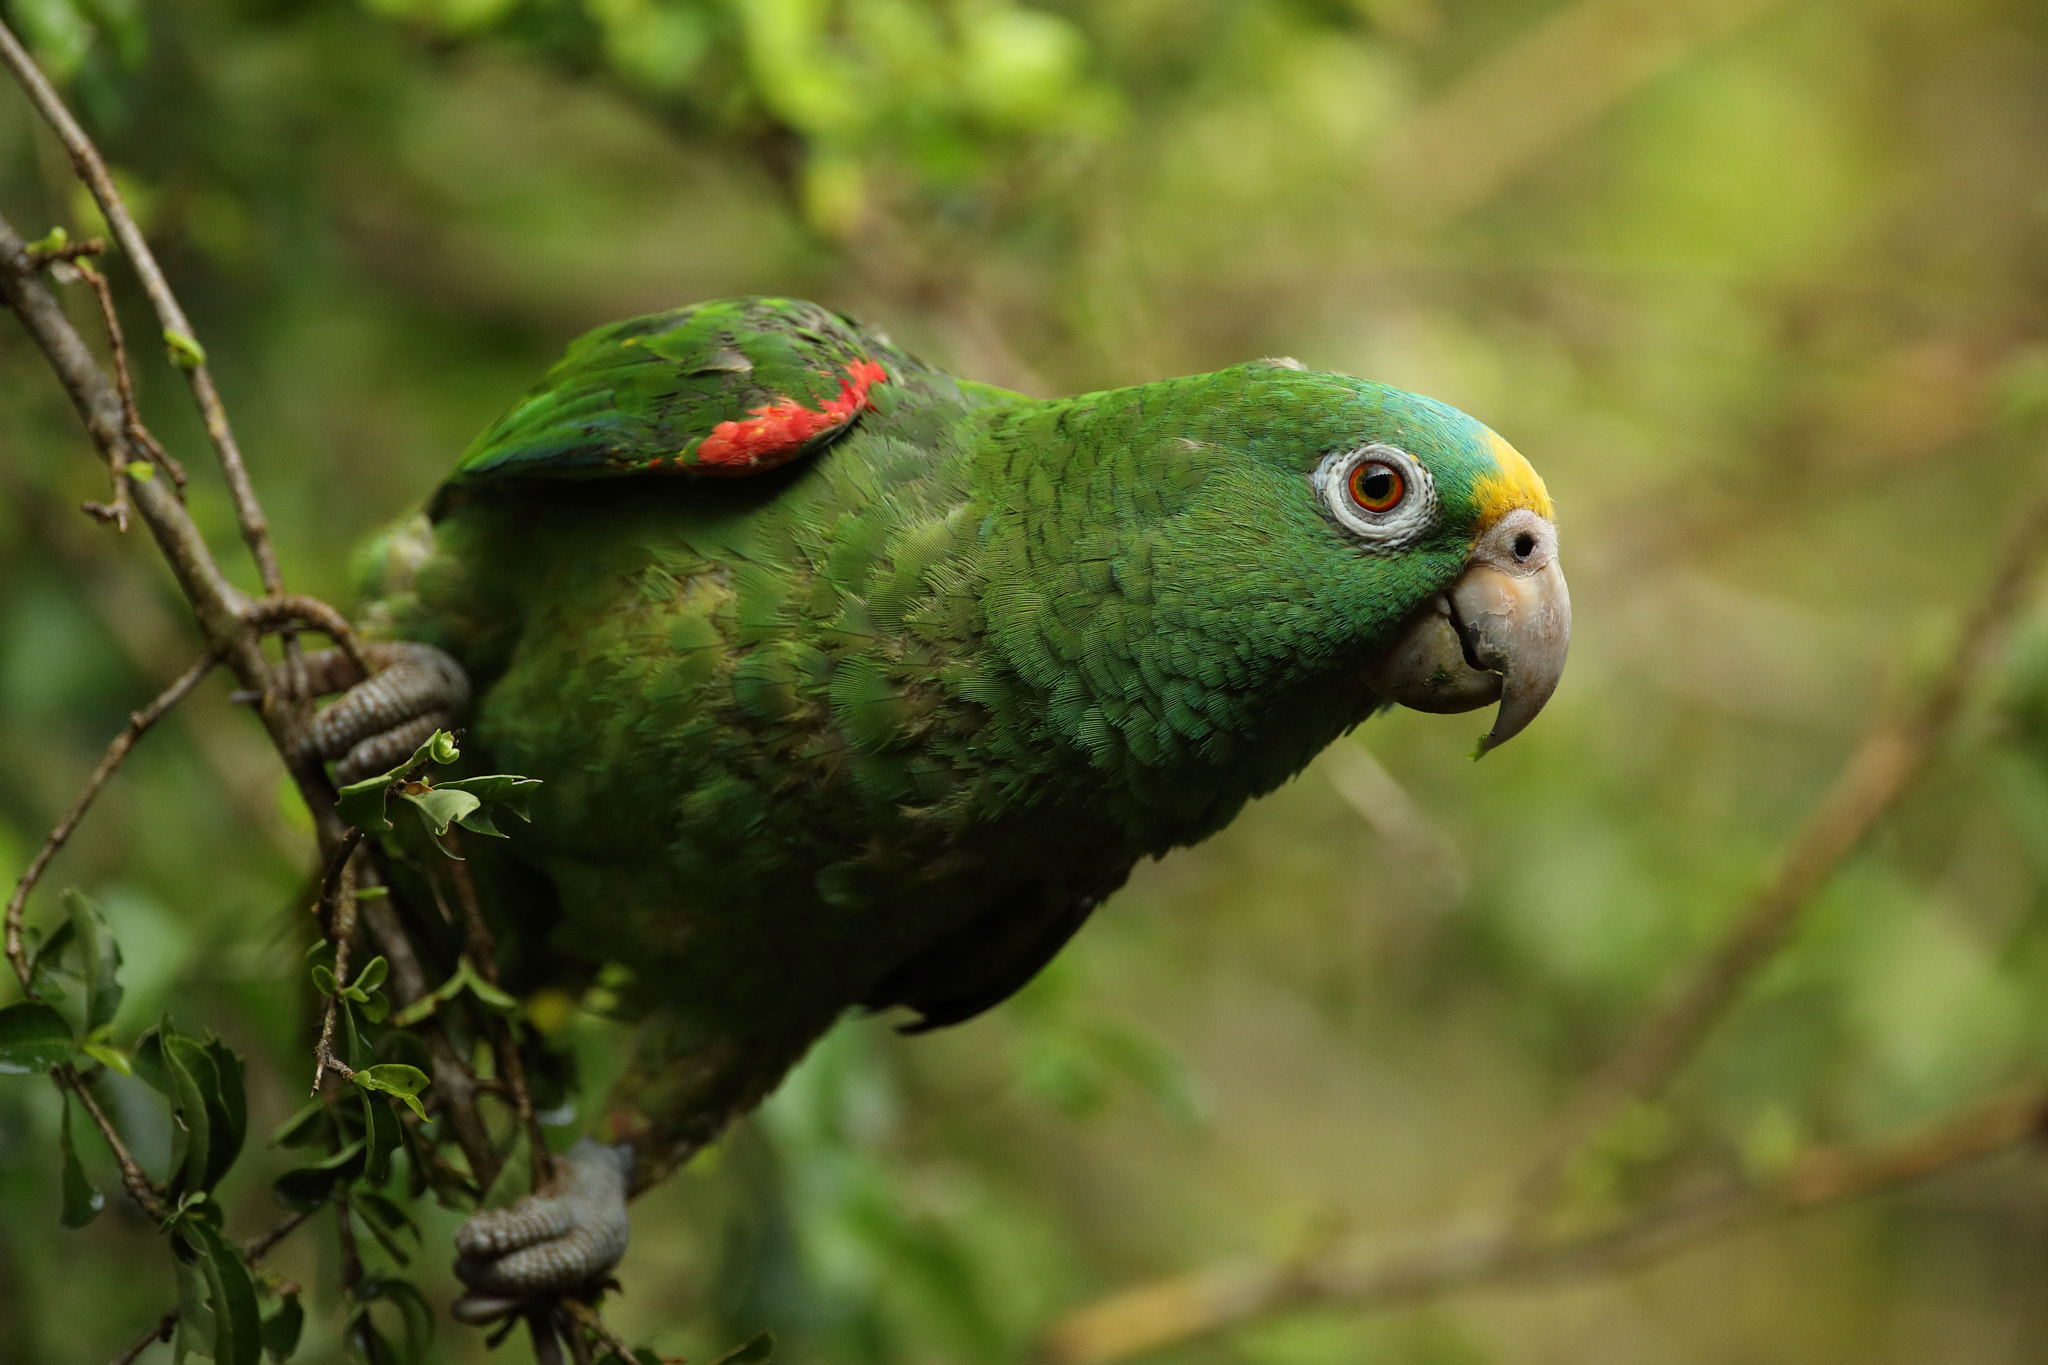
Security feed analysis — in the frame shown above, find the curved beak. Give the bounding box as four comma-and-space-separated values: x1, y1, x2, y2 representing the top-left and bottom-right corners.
1364, 508, 1571, 754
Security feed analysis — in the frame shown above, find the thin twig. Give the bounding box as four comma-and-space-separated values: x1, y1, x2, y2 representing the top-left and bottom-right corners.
106, 1310, 177, 1365
560, 1300, 639, 1363
0, 42, 520, 1363
560, 1306, 597, 1365
24, 233, 103, 267
248, 593, 368, 677
361, 884, 503, 1190
0, 17, 277, 592
0, 206, 342, 848
57, 1064, 167, 1220
5, 651, 215, 991
444, 834, 553, 1187
335, 1192, 364, 1294
312, 833, 368, 1090
243, 1208, 313, 1263
72, 257, 183, 509
1042, 1088, 2048, 1364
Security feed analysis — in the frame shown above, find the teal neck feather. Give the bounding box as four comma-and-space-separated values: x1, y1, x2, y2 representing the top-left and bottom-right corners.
958, 364, 1498, 850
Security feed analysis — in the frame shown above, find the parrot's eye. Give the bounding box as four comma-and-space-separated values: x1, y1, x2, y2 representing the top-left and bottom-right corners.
1348, 461, 1404, 512
1314, 444, 1437, 551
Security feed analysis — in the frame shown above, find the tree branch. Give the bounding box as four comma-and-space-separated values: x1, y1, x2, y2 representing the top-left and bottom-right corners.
1511, 464, 2048, 1223
59, 1064, 167, 1221
312, 832, 367, 1089
243, 1208, 312, 1263
0, 17, 276, 591
1, 32, 542, 1360
106, 1310, 177, 1365
1043, 1088, 2048, 1364
0, 203, 342, 838
4, 650, 215, 991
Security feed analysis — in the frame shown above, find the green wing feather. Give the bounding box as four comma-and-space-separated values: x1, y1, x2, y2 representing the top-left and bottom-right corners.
445, 297, 897, 491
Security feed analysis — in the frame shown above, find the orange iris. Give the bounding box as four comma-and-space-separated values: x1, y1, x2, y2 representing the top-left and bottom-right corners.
1348, 460, 1404, 513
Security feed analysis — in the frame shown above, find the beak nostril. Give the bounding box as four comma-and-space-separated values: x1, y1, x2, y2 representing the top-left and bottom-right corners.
1512, 533, 1535, 560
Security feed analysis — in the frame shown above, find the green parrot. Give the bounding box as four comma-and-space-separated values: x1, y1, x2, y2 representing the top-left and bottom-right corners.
311, 295, 1569, 1315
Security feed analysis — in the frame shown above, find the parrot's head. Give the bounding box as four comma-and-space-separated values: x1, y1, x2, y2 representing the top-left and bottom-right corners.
981, 359, 1569, 772
1124, 360, 1570, 755
1266, 362, 1570, 754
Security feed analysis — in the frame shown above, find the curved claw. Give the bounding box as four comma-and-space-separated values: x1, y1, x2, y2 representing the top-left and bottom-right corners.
451, 1140, 635, 1322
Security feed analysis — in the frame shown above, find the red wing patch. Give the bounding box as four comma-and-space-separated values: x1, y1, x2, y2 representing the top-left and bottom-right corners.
686, 358, 888, 476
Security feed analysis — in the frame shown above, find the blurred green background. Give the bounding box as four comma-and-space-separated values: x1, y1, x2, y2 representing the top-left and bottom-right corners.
9, 0, 2048, 1360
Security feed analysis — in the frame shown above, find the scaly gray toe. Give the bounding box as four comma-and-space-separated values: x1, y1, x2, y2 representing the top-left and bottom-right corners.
307, 642, 471, 783
450, 1140, 634, 1300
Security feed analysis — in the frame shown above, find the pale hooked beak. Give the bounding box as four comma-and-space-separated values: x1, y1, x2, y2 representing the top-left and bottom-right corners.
1364, 508, 1571, 753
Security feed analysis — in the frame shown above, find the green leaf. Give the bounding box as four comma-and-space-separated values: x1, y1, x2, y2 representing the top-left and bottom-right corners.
202, 1036, 249, 1188
163, 1028, 211, 1198
80, 1036, 132, 1076
335, 1002, 404, 1185
269, 1097, 328, 1149
175, 1243, 218, 1364
400, 785, 480, 838
453, 803, 506, 837
353, 1277, 434, 1364
341, 997, 371, 1070
311, 964, 339, 996
343, 1309, 394, 1365
352, 1064, 430, 1121
461, 963, 518, 1012
353, 1191, 419, 1267
0, 1002, 74, 1074
178, 1218, 262, 1365
131, 1026, 171, 1095
335, 772, 396, 835
58, 1090, 105, 1227
334, 731, 465, 835
352, 1063, 428, 1096
161, 1023, 247, 1197
434, 774, 543, 822
26, 917, 76, 1001
272, 1140, 365, 1212
350, 958, 389, 996
709, 1331, 775, 1365
342, 957, 390, 1024
163, 328, 208, 369
63, 889, 123, 1033
262, 1294, 303, 1363
386, 957, 515, 1027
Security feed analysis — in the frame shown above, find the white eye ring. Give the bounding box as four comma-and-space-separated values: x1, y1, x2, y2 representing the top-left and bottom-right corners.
1313, 444, 1437, 551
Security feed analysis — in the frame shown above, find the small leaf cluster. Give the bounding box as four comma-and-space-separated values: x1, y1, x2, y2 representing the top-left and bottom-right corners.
337, 729, 542, 842
0, 892, 298, 1365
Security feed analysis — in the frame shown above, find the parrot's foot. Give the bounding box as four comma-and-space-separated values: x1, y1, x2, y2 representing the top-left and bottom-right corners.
304, 642, 471, 783
450, 1140, 635, 1325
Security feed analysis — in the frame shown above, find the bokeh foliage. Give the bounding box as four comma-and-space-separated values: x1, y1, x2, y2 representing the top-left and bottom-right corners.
9, 0, 2048, 1361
